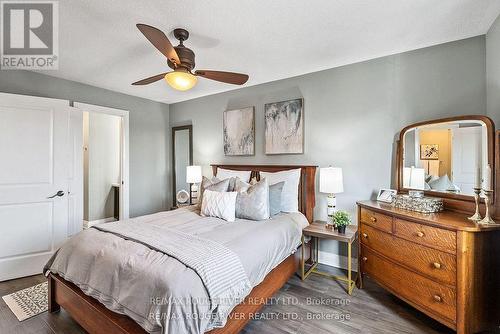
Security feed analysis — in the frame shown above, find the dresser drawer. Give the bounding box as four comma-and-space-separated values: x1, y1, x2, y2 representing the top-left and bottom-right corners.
394, 219, 456, 254
360, 224, 456, 285
361, 245, 456, 323
359, 208, 392, 233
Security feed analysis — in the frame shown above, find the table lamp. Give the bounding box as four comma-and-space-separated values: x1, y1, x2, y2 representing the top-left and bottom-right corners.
186, 165, 202, 204
319, 167, 344, 226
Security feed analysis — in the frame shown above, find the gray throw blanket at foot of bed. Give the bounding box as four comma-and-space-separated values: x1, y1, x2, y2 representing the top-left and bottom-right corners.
92, 221, 252, 328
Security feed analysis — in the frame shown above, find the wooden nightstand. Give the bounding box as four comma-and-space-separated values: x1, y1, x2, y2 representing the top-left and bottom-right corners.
301, 221, 358, 295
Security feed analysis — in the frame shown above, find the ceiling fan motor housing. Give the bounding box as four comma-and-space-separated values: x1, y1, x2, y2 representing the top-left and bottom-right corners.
167, 45, 195, 71
167, 28, 195, 71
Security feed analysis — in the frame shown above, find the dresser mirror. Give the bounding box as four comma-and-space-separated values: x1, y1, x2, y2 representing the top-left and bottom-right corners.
398, 116, 495, 201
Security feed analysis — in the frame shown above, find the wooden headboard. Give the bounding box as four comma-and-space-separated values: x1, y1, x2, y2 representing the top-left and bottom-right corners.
211, 164, 317, 223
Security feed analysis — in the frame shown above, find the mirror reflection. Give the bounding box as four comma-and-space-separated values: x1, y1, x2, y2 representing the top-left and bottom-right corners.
403, 120, 488, 196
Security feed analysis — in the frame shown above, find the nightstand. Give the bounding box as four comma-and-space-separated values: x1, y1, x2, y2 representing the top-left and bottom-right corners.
301, 221, 358, 295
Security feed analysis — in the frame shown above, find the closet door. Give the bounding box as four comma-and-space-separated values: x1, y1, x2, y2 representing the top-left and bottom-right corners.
0, 93, 72, 281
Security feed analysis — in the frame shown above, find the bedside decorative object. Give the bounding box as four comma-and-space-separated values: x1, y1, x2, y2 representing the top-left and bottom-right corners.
478, 189, 496, 224
376, 189, 397, 203
332, 210, 350, 234
468, 188, 482, 221
319, 167, 344, 227
186, 165, 202, 204
223, 107, 255, 156
301, 222, 358, 295
176, 189, 190, 205
392, 194, 444, 213
264, 98, 304, 154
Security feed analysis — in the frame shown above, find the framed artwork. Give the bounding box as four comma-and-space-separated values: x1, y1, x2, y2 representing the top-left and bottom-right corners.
377, 189, 397, 203
223, 107, 255, 156
264, 98, 304, 154
420, 144, 439, 160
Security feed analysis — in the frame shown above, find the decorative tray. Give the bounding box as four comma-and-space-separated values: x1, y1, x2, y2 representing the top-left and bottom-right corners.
392, 195, 444, 214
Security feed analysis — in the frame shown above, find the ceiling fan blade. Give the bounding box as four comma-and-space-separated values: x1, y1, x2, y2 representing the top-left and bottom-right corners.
195, 70, 249, 85
136, 24, 180, 65
131, 72, 169, 85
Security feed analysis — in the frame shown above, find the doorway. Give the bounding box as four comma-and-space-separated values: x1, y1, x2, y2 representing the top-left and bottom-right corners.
74, 103, 129, 226
83, 111, 121, 227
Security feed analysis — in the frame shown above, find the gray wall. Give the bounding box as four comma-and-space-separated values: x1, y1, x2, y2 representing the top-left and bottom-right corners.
0, 71, 170, 218
487, 14, 500, 125
170, 36, 486, 259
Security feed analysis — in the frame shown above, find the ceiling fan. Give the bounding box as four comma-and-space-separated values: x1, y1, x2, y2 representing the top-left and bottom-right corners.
132, 24, 249, 91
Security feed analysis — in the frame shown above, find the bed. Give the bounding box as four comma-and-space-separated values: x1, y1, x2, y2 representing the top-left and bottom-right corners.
46, 164, 317, 334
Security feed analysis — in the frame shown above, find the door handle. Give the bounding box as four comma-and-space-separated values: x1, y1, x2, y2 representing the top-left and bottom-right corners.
47, 190, 65, 199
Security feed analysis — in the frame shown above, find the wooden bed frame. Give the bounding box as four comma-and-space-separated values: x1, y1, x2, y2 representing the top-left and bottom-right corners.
48, 164, 317, 334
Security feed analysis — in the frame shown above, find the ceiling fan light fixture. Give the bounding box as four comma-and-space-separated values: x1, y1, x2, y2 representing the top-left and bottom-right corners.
164, 70, 197, 91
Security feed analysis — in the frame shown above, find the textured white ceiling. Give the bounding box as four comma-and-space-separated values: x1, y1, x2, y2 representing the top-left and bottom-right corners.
48, 0, 500, 104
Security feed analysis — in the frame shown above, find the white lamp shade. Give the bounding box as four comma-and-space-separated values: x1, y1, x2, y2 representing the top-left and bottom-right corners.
186, 165, 202, 183
403, 166, 425, 190
319, 167, 344, 194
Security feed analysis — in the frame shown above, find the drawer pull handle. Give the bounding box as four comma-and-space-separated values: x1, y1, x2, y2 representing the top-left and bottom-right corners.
370, 217, 377, 222
362, 233, 368, 239
362, 257, 368, 262
432, 262, 442, 269
416, 231, 425, 238
433, 295, 442, 303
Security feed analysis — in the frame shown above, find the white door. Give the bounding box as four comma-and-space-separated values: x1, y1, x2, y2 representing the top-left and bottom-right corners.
451, 127, 482, 194
0, 93, 71, 281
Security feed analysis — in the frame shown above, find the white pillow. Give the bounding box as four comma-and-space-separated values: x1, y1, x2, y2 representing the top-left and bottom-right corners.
201, 190, 237, 222
260, 168, 301, 212
216, 168, 252, 183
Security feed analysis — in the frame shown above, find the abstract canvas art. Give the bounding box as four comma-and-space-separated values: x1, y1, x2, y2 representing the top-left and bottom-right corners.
223, 107, 255, 156
264, 98, 304, 154
420, 144, 439, 160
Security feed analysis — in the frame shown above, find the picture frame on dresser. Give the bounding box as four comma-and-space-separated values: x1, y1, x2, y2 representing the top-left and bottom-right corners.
358, 115, 500, 334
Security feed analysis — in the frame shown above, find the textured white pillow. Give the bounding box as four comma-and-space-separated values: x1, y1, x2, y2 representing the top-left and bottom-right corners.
216, 168, 252, 183
201, 190, 237, 222
260, 168, 301, 212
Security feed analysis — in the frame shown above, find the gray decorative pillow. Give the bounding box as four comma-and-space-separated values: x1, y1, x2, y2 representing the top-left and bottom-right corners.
199, 177, 231, 206
269, 181, 285, 216
235, 178, 270, 220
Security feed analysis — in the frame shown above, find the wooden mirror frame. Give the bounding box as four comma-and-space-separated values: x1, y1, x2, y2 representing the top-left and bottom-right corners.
396, 115, 497, 216
171, 125, 193, 207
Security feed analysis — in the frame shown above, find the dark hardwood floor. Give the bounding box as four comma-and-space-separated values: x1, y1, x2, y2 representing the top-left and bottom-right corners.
0, 265, 454, 334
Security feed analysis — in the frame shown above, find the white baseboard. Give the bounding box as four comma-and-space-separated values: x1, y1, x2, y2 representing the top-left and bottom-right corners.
83, 217, 116, 229
318, 250, 358, 272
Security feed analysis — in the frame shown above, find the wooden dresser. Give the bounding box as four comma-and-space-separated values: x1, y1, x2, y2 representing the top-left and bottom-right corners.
357, 201, 500, 334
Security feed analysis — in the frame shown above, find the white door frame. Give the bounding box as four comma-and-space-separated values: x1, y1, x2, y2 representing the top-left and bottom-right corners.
73, 102, 130, 220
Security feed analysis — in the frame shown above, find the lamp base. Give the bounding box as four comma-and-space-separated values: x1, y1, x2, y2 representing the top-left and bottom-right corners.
326, 194, 336, 226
